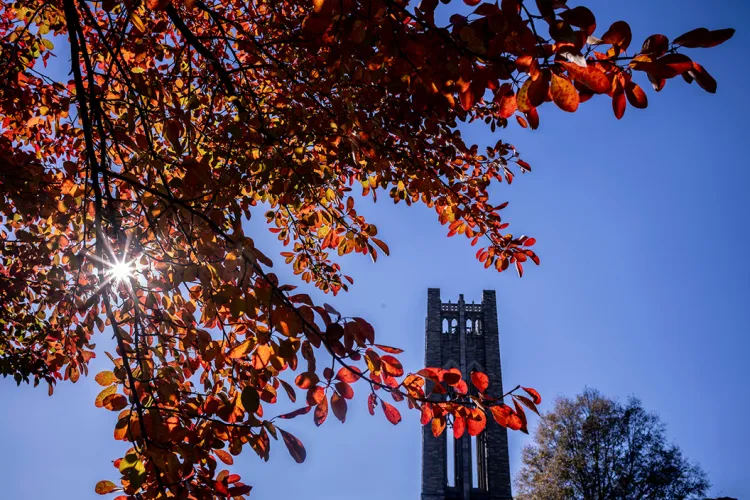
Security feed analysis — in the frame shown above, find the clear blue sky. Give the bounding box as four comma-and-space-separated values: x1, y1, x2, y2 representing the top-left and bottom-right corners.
1, 0, 748, 498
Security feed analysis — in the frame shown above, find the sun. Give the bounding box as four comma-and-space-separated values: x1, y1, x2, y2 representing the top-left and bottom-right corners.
107, 259, 135, 282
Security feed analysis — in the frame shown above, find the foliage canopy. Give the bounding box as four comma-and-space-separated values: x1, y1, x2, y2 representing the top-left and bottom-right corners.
0, 0, 732, 497
516, 389, 710, 500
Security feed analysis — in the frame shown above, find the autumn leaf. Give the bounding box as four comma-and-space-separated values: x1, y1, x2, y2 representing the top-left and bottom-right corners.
102, 394, 127, 412
490, 404, 523, 431
215, 449, 234, 465
279, 428, 306, 463
551, 73, 580, 112
602, 21, 632, 50
314, 396, 328, 426
277, 406, 313, 420
94, 480, 117, 495
453, 415, 466, 439
95, 371, 117, 386
470, 371, 489, 393
522, 387, 542, 404
241, 387, 260, 415
381, 400, 401, 425
331, 392, 347, 423
228, 339, 254, 359
674, 28, 735, 48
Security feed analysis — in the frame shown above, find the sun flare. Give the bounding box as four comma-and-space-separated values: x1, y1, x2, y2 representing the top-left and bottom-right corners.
107, 259, 135, 282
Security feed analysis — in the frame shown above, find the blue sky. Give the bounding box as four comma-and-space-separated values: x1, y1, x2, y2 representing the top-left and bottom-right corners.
1, 0, 748, 498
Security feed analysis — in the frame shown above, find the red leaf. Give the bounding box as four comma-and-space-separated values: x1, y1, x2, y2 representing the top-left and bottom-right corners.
331, 392, 347, 423
335, 381, 354, 400
381, 355, 404, 377
513, 399, 529, 434
559, 6, 596, 35
490, 404, 522, 431
102, 394, 127, 412
625, 81, 648, 109
420, 403, 434, 425
470, 371, 489, 393
215, 449, 234, 465
368, 393, 377, 415
442, 368, 462, 386
513, 394, 540, 416
602, 21, 632, 50
314, 396, 328, 426
559, 62, 610, 94
374, 344, 404, 354
674, 27, 735, 49
453, 415, 466, 439
612, 82, 626, 119
277, 406, 313, 420
689, 62, 717, 94
550, 73, 579, 112
279, 428, 306, 463
522, 387, 542, 404
306, 386, 325, 406
335, 366, 362, 383
497, 94, 517, 119
381, 400, 402, 425
640, 34, 669, 57
467, 409, 487, 436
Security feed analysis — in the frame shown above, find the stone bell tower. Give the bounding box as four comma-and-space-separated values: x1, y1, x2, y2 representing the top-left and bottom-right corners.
421, 289, 512, 500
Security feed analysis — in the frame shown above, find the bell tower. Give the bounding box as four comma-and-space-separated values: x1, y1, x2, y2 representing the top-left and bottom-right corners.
421, 289, 513, 500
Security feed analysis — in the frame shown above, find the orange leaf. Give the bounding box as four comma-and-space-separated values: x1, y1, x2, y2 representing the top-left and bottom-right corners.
381, 355, 404, 377
215, 449, 234, 465
559, 62, 610, 94
467, 409, 486, 436
453, 415, 466, 439
550, 73, 579, 112
374, 344, 404, 354
335, 366, 361, 383
95, 385, 117, 408
279, 428, 306, 463
470, 371, 489, 393
314, 396, 328, 426
95, 371, 117, 386
420, 403, 434, 425
625, 81, 648, 109
381, 400, 401, 425
432, 416, 446, 437
490, 404, 522, 431
602, 21, 632, 50
95, 480, 117, 495
307, 386, 325, 405
522, 387, 542, 404
228, 339, 253, 359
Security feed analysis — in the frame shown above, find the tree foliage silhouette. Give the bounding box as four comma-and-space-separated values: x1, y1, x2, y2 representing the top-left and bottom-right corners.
0, 0, 732, 497
516, 389, 709, 500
